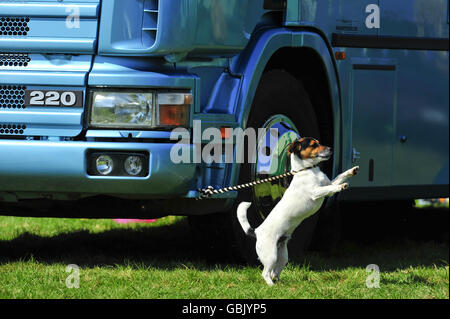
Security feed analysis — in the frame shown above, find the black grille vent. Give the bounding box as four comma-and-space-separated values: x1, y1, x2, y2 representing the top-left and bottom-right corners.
0, 17, 30, 36
0, 124, 27, 135
0, 85, 26, 109
0, 53, 31, 67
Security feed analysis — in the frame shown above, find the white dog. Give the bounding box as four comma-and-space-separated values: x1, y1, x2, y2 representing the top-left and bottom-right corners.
237, 137, 359, 285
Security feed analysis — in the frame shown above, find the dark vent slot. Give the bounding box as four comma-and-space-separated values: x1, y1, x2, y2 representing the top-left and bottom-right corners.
142, 1, 158, 48
142, 30, 157, 47
0, 85, 26, 109
143, 11, 158, 30
0, 17, 30, 36
144, 0, 158, 11
0, 53, 31, 67
0, 124, 27, 135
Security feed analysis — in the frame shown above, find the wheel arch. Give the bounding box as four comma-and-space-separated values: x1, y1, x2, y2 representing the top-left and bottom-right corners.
229, 28, 342, 185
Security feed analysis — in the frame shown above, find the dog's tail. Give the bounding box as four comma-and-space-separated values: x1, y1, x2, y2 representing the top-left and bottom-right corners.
237, 202, 256, 238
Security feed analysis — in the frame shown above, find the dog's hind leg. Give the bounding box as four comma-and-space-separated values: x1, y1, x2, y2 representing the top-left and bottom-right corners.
256, 237, 278, 286
272, 236, 289, 282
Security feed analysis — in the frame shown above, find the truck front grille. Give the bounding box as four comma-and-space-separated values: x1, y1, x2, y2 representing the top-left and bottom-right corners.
0, 123, 26, 135
0, 17, 30, 37
0, 85, 26, 109
0, 53, 31, 67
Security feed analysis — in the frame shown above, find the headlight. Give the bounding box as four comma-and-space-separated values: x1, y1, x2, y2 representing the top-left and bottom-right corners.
89, 91, 192, 129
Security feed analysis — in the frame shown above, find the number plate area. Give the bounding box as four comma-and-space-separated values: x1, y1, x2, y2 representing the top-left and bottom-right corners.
25, 90, 83, 107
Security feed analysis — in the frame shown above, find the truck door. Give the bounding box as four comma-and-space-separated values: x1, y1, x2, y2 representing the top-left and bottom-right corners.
350, 62, 396, 188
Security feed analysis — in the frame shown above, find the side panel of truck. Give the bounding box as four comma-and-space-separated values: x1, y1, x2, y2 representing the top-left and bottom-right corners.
284, 0, 449, 198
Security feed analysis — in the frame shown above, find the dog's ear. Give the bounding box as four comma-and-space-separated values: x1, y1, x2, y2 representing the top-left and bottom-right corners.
287, 139, 302, 158
287, 140, 296, 156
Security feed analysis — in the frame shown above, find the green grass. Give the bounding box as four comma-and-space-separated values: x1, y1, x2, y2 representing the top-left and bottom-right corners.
415, 199, 449, 209
0, 213, 448, 299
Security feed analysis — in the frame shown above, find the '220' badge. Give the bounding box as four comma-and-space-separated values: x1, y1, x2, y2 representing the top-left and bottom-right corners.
25, 90, 83, 107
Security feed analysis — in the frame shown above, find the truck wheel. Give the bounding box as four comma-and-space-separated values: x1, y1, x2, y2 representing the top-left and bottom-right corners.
189, 69, 327, 263
230, 69, 323, 264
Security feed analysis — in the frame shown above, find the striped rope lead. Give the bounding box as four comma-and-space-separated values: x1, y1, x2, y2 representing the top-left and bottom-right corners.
196, 165, 317, 200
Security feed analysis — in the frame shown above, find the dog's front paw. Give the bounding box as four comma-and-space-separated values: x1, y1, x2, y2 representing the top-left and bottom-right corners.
350, 166, 359, 176
341, 183, 349, 191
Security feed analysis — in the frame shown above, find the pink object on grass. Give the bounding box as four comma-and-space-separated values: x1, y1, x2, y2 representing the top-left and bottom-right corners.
113, 219, 157, 224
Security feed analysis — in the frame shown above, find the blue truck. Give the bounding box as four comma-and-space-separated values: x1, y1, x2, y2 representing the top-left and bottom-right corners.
0, 0, 448, 261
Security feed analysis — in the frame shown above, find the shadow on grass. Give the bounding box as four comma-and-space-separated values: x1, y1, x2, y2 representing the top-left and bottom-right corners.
381, 273, 435, 286
306, 206, 449, 272
0, 207, 448, 272
0, 218, 206, 270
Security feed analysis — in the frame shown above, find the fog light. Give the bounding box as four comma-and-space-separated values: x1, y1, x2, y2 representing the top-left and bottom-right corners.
124, 156, 143, 176
96, 155, 114, 175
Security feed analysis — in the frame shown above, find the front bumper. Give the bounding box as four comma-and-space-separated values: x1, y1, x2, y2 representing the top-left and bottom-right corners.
0, 139, 196, 200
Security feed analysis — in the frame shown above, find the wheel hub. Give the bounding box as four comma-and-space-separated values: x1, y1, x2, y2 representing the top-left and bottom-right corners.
251, 115, 300, 219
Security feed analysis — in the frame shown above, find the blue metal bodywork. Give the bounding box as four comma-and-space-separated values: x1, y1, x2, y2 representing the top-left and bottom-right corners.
0, 0, 448, 217
0, 140, 195, 198
98, 0, 268, 57
0, 0, 99, 53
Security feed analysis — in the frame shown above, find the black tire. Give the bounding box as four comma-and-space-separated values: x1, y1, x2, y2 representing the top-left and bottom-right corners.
231, 69, 322, 264
189, 69, 323, 264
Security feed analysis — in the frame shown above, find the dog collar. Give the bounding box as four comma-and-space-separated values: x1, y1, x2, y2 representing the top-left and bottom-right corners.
292, 165, 318, 174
